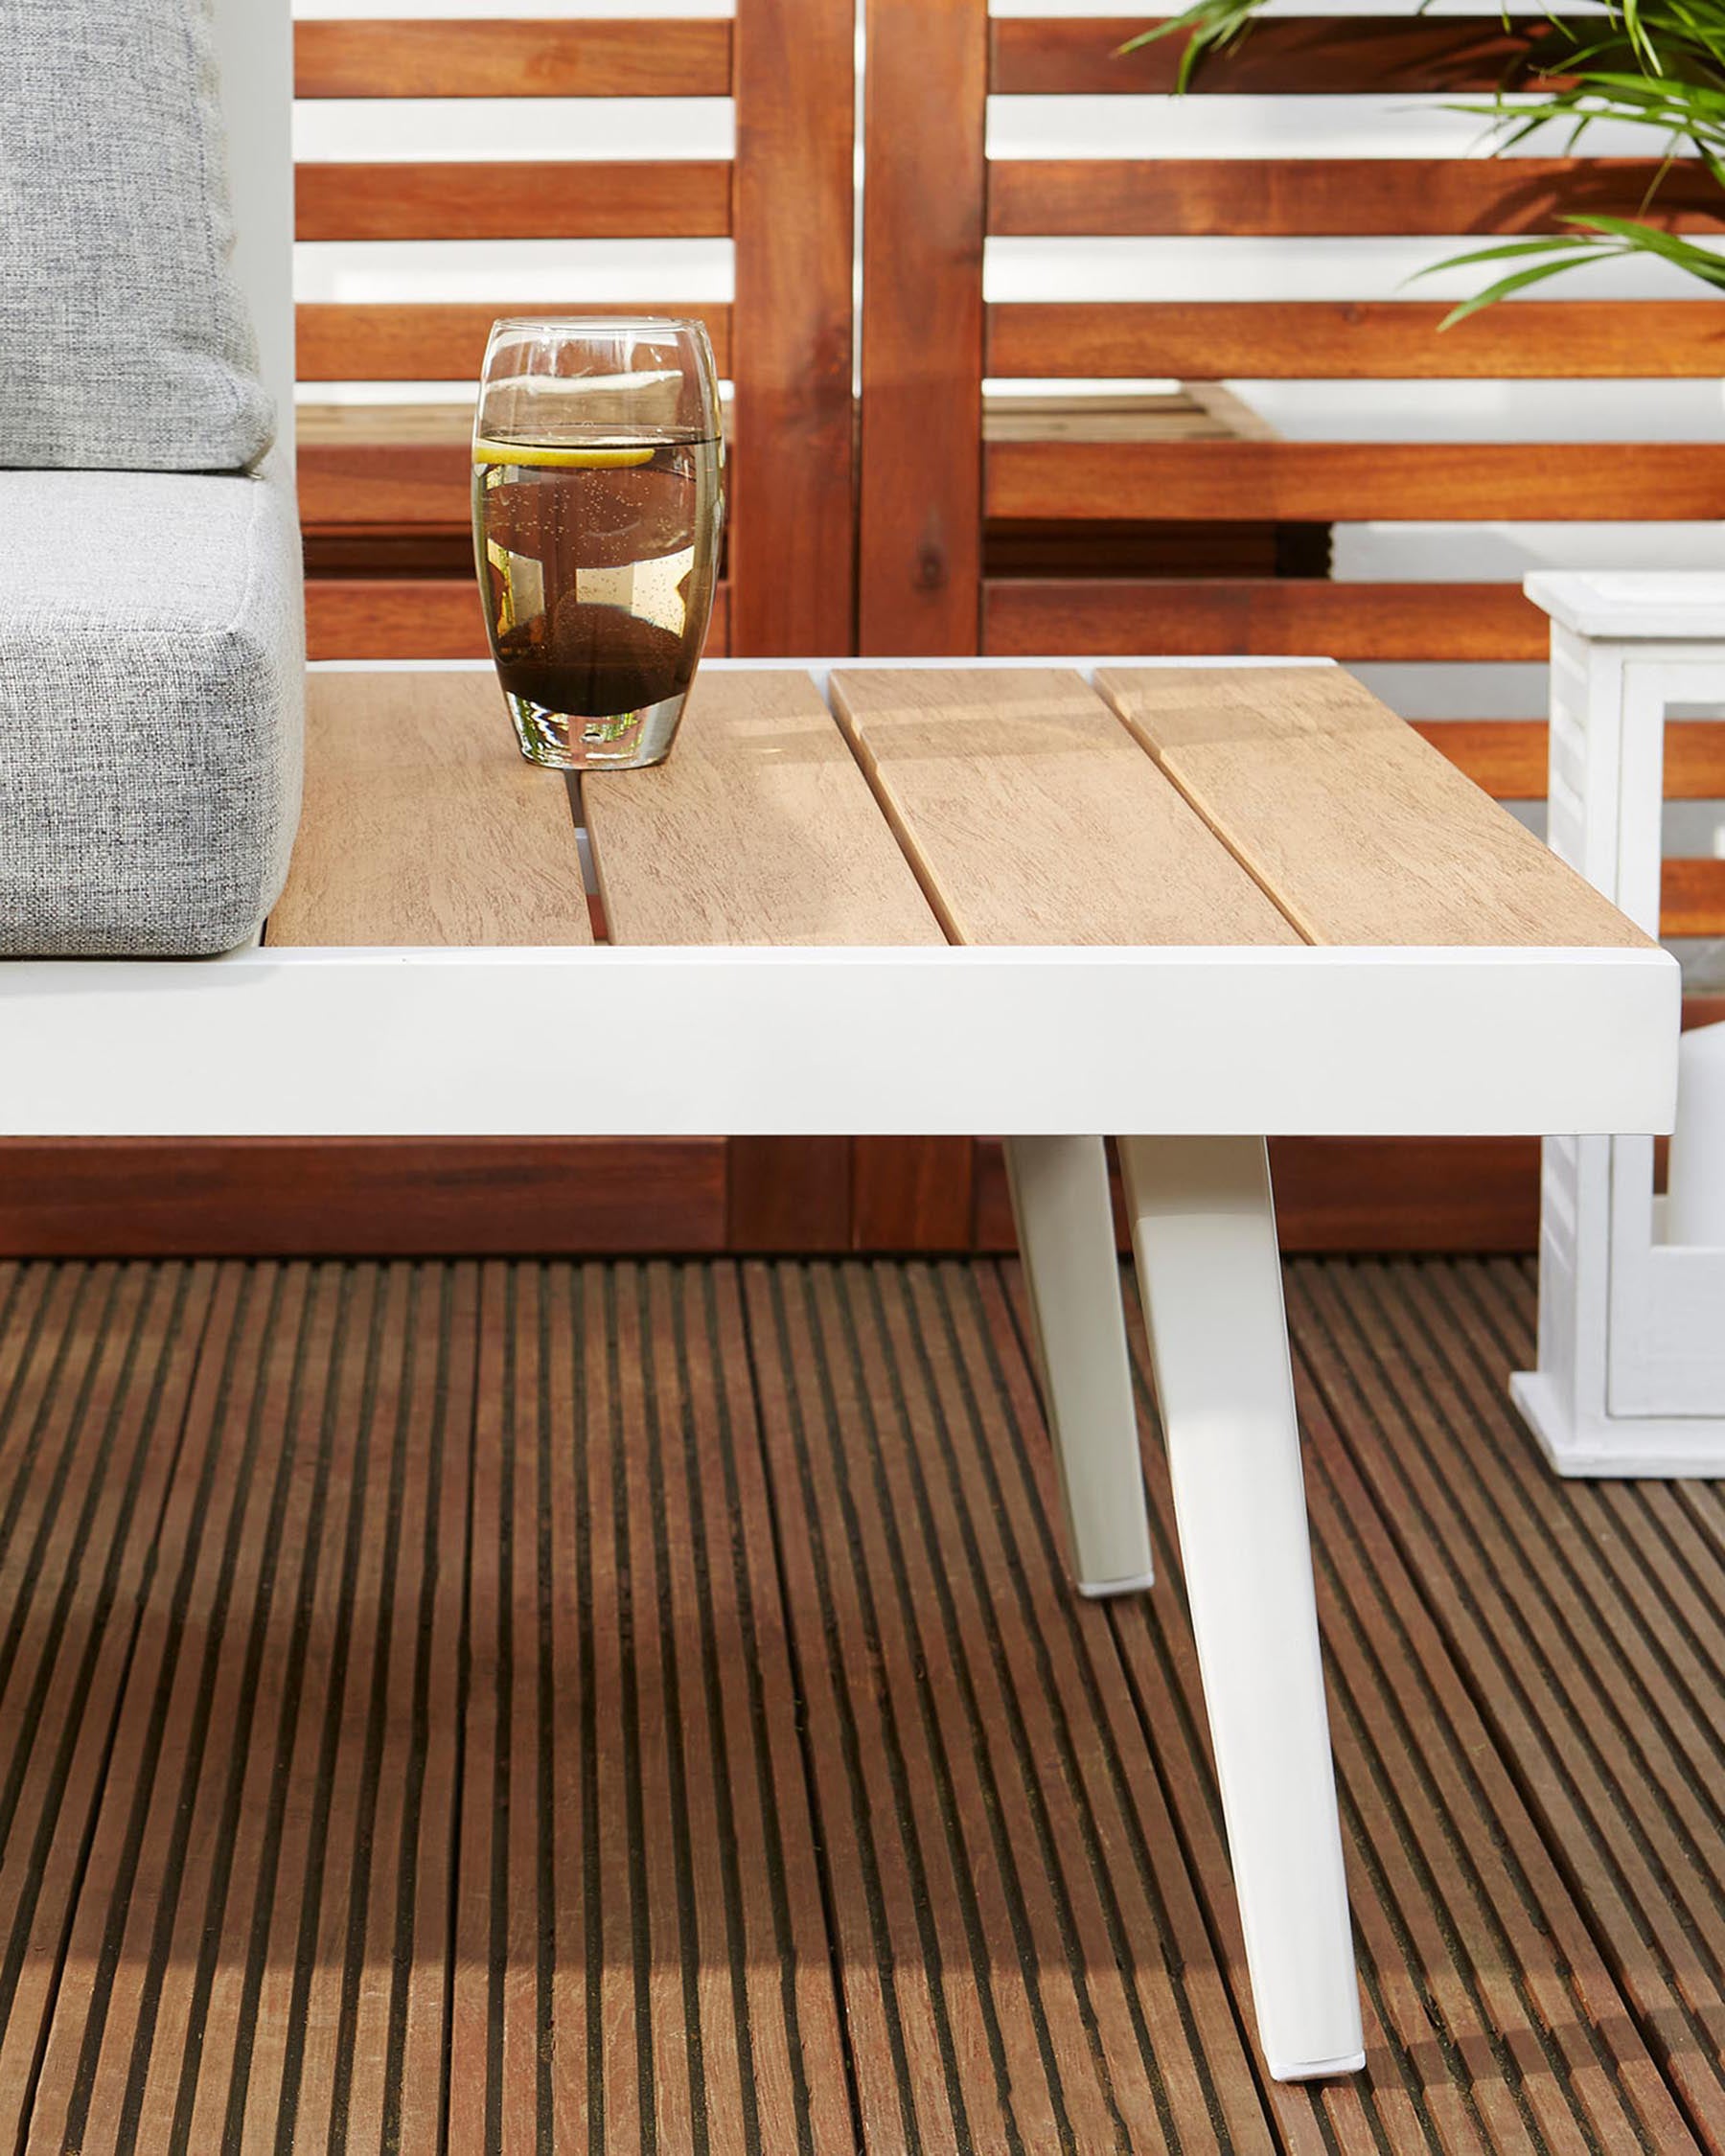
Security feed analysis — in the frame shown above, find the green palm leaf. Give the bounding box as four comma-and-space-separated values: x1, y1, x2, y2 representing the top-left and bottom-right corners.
1122, 0, 1725, 309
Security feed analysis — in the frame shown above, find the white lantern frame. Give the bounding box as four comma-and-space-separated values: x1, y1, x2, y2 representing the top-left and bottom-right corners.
1517, 572, 1725, 1475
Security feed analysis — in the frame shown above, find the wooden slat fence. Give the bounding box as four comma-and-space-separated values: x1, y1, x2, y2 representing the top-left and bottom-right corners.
295, 5, 854, 657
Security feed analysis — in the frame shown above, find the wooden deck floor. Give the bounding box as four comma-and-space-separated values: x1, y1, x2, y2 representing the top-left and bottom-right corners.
0, 1255, 1720, 2155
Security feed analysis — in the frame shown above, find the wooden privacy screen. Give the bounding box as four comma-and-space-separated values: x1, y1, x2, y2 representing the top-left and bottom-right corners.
294, 1, 855, 656
862, 2, 1725, 648
857, 2, 1725, 961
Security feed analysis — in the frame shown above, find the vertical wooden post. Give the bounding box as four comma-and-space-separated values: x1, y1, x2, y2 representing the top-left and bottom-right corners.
731, 0, 858, 655
853, 0, 986, 1227
857, 0, 988, 655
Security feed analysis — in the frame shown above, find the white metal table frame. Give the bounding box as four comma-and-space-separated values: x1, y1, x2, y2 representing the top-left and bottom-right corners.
0, 655, 1679, 2083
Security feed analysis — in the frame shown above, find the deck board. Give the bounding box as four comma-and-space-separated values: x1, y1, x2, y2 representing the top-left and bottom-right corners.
1289, 1257, 1725, 2154
0, 1256, 1718, 2152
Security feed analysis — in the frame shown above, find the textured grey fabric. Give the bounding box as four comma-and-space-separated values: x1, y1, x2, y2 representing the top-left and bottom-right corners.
0, 466, 304, 954
0, 0, 274, 471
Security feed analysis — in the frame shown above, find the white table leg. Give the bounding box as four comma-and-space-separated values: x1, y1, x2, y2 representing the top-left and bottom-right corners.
1003, 1135, 1154, 1596
1117, 1135, 1363, 2081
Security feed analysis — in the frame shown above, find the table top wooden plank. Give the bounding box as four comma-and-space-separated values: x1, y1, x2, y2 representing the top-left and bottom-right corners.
1095, 662, 1401, 750
828, 666, 1302, 947
583, 668, 945, 947
1099, 665, 1653, 951
269, 673, 592, 947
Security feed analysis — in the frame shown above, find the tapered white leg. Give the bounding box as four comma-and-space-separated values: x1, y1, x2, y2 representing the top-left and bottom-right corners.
1004, 1135, 1154, 1596
1118, 1135, 1363, 2081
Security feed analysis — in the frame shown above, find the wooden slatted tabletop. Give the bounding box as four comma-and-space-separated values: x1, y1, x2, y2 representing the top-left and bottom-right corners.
8, 658, 1669, 1143
271, 663, 1650, 955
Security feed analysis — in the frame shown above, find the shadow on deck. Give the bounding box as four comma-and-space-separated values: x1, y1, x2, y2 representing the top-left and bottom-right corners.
0, 1254, 1718, 2154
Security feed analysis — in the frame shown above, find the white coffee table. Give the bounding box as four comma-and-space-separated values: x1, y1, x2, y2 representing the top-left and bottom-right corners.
0, 655, 1676, 2081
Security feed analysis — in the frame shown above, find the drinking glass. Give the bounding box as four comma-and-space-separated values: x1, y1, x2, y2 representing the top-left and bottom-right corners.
472, 317, 724, 769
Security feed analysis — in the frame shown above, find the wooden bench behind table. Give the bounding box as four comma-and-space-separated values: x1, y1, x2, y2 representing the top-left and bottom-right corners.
293, 0, 854, 663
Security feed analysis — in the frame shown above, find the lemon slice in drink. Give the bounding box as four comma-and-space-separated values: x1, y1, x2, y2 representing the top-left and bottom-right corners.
472, 437, 656, 470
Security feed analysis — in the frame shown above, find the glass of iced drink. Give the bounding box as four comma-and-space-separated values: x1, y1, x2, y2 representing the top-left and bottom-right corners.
472, 317, 724, 769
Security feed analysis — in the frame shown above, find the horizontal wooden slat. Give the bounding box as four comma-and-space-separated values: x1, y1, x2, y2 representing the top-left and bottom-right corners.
270, 673, 591, 946
296, 390, 738, 518
986, 441, 1725, 521
0, 1139, 730, 1254
300, 404, 483, 446
987, 158, 1722, 238
307, 578, 491, 659
295, 161, 732, 241
0, 1134, 1548, 1253
584, 671, 943, 948
1099, 665, 1651, 948
987, 301, 1725, 381
3, 1106, 1712, 1255
299, 394, 1292, 528
827, 666, 1300, 944
1271, 1137, 1541, 1250
300, 441, 471, 528
1661, 857, 1725, 936
970, 1134, 1547, 1253
983, 387, 1261, 443
985, 578, 1546, 661
297, 302, 733, 381
1419, 719, 1725, 800
306, 580, 732, 662
1595, 721, 1722, 802
1415, 721, 1550, 798
989, 15, 1572, 95
295, 17, 732, 98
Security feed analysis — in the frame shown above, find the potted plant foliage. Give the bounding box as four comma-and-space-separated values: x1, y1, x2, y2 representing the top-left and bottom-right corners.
1127, 0, 1725, 316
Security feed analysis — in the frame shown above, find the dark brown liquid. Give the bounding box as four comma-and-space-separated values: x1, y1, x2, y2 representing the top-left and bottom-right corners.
473, 436, 723, 718
494, 605, 692, 716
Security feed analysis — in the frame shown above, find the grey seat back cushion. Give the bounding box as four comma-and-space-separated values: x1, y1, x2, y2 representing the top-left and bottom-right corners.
0, 0, 275, 471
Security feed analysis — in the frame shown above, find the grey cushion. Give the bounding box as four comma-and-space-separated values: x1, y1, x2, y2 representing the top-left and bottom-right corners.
0, 0, 274, 471
0, 467, 304, 955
